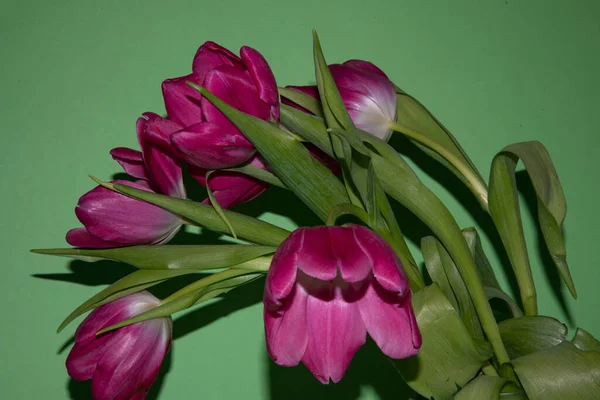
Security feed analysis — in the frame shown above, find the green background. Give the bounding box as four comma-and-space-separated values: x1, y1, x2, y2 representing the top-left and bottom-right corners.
2, 0, 599, 398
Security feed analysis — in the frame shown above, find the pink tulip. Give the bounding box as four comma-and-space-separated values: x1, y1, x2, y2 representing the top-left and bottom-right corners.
264, 224, 421, 384
66, 113, 185, 248
67, 291, 171, 400
286, 60, 397, 140
162, 41, 279, 170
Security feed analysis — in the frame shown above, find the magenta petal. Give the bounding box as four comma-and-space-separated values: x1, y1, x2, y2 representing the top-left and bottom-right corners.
341, 60, 389, 78
264, 229, 303, 307
136, 113, 183, 157
110, 147, 146, 180
192, 41, 242, 83
161, 74, 203, 126
301, 288, 366, 383
171, 122, 255, 169
296, 227, 338, 281
286, 85, 319, 99
203, 172, 268, 209
141, 143, 185, 198
240, 46, 279, 119
352, 225, 408, 294
329, 226, 372, 282
202, 65, 272, 126
90, 318, 171, 400
75, 180, 181, 245
66, 228, 126, 248
357, 281, 421, 359
264, 283, 309, 366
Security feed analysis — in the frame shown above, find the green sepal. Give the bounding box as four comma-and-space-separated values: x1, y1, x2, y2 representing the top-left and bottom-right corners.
391, 284, 493, 400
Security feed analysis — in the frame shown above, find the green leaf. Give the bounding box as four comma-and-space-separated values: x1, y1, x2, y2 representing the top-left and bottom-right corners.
372, 152, 509, 363
454, 376, 508, 400
485, 287, 524, 319
56, 269, 196, 333
205, 171, 238, 239
392, 88, 483, 186
499, 316, 568, 359
421, 236, 486, 345
190, 83, 349, 223
391, 284, 493, 400
278, 87, 323, 117
511, 341, 600, 399
97, 268, 262, 335
31, 244, 276, 270
108, 182, 290, 246
572, 328, 600, 353
224, 164, 286, 189
279, 104, 334, 156
489, 141, 575, 319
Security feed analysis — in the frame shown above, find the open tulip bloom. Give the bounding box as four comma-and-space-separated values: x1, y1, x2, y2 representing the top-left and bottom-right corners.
33, 32, 600, 400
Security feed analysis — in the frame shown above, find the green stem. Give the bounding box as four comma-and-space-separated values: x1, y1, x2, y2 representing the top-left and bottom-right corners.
388, 121, 489, 212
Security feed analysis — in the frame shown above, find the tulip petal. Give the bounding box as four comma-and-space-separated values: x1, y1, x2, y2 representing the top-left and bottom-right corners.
74, 180, 181, 246
171, 122, 255, 169
301, 286, 366, 383
66, 228, 125, 248
136, 112, 183, 158
202, 172, 268, 209
110, 147, 146, 180
285, 85, 319, 99
330, 226, 372, 282
264, 229, 303, 307
91, 318, 170, 400
240, 46, 279, 119
341, 60, 389, 78
264, 283, 309, 366
296, 227, 338, 281
352, 225, 408, 294
357, 280, 421, 359
161, 74, 203, 127
202, 65, 272, 127
192, 41, 242, 83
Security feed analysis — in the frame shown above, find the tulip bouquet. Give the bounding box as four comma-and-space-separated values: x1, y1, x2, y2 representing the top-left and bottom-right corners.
33, 32, 600, 400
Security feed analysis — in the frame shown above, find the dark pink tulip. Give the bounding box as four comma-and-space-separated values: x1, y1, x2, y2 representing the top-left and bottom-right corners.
66, 114, 185, 248
163, 41, 279, 170
286, 60, 397, 140
264, 225, 421, 384
67, 291, 171, 400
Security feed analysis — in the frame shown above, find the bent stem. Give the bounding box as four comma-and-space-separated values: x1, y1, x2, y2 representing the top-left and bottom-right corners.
388, 121, 489, 212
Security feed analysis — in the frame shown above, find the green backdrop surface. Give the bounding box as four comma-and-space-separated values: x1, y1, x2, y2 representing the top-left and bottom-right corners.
2, 0, 599, 399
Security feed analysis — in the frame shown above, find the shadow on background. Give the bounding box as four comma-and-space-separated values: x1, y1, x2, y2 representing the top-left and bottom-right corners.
267, 337, 417, 400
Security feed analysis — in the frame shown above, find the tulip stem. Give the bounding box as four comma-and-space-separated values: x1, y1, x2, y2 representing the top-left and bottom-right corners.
388, 122, 489, 212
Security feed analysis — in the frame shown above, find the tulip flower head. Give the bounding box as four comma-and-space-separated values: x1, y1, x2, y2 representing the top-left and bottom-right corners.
66, 113, 185, 248
287, 60, 397, 140
67, 291, 172, 400
264, 224, 421, 384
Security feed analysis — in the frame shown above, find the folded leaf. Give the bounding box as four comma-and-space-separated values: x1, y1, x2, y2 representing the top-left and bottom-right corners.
391, 284, 492, 400
224, 164, 286, 188
109, 182, 290, 246
454, 376, 509, 400
278, 87, 323, 117
190, 83, 349, 222
499, 316, 568, 359
572, 328, 600, 353
511, 341, 600, 399
32, 244, 275, 270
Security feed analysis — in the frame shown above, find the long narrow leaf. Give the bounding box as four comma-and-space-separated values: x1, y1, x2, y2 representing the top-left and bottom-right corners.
278, 87, 323, 117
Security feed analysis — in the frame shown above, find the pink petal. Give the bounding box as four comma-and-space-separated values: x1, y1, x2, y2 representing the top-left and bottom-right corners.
110, 147, 146, 180
90, 318, 171, 400
305, 144, 341, 176
301, 284, 366, 383
341, 60, 389, 78
264, 283, 309, 366
357, 280, 421, 359
161, 74, 204, 127
66, 228, 126, 248
74, 180, 181, 246
171, 122, 255, 169
192, 41, 242, 83
285, 85, 319, 99
295, 227, 338, 281
352, 225, 408, 294
136, 113, 183, 157
329, 226, 372, 282
264, 229, 303, 307
240, 46, 279, 120
201, 65, 272, 128
203, 172, 268, 209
